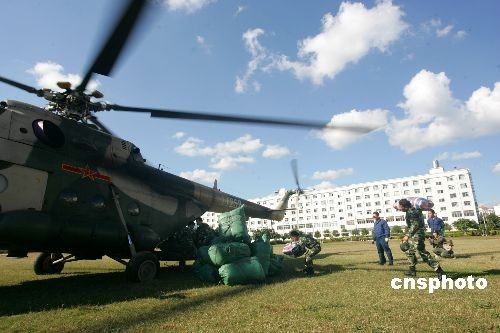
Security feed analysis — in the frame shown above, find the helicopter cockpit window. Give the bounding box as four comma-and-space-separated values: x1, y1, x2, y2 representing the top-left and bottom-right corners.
32, 120, 65, 148
131, 146, 146, 163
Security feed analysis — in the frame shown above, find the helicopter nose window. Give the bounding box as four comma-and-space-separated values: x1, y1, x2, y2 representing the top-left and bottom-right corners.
32, 120, 65, 148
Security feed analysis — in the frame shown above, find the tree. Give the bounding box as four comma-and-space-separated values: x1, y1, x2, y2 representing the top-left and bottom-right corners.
331, 230, 340, 237
314, 230, 321, 238
281, 232, 289, 241
351, 229, 360, 236
453, 218, 479, 231
323, 229, 331, 238
360, 228, 369, 236
485, 214, 500, 230
444, 223, 452, 231
391, 225, 403, 234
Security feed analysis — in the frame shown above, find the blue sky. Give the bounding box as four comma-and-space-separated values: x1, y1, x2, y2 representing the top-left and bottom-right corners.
1, 0, 499, 206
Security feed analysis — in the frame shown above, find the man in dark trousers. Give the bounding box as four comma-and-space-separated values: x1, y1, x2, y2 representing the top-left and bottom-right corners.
398, 199, 445, 278
372, 211, 393, 265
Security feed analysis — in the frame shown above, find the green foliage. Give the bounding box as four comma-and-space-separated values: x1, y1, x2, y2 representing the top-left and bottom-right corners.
391, 225, 403, 234
322, 229, 331, 238
351, 229, 360, 236
444, 223, 452, 231
453, 218, 480, 231
331, 230, 340, 237
314, 230, 321, 238
252, 228, 281, 240
484, 213, 500, 230
360, 228, 369, 236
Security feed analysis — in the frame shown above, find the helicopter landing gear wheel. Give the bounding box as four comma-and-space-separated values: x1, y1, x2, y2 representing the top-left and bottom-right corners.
125, 251, 160, 282
34, 252, 65, 275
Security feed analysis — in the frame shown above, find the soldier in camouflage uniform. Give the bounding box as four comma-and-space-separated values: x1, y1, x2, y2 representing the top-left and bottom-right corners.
194, 217, 216, 248
398, 199, 445, 278
290, 230, 322, 276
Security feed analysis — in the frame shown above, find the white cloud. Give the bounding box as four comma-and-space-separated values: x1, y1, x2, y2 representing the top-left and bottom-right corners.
387, 70, 500, 153
179, 169, 220, 185
235, 28, 268, 93
436, 24, 454, 38
235, 1, 407, 92
309, 181, 336, 190
276, 0, 408, 85
262, 145, 290, 159
455, 30, 467, 39
172, 132, 186, 139
196, 35, 211, 54
175, 134, 263, 170
27, 61, 100, 92
235, 5, 246, 16
210, 156, 254, 170
318, 109, 388, 149
493, 163, 500, 174
312, 168, 354, 180
164, 0, 216, 13
421, 19, 466, 40
436, 151, 482, 161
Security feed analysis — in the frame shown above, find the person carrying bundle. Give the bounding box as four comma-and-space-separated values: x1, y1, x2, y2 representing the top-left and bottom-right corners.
288, 230, 321, 276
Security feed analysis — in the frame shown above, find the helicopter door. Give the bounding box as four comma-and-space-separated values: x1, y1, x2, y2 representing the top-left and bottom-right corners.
0, 164, 48, 212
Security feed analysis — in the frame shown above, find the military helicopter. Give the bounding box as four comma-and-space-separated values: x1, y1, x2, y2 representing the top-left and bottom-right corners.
0, 0, 372, 282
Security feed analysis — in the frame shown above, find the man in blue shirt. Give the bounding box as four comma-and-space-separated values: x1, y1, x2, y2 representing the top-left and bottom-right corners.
372, 211, 393, 265
427, 209, 445, 235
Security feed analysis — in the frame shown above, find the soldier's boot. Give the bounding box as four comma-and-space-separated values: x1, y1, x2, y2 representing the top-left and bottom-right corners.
436, 266, 445, 279
404, 267, 416, 277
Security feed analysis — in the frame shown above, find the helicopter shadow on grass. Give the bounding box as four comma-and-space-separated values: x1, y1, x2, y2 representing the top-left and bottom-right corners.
0, 260, 308, 318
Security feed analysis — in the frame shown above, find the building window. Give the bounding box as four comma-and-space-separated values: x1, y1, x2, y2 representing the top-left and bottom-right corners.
462, 192, 469, 197
414, 189, 420, 194
452, 211, 463, 218
464, 201, 471, 206
404, 190, 410, 195
451, 202, 458, 207
464, 210, 475, 216
459, 175, 466, 180
450, 193, 457, 199
460, 183, 468, 189
448, 185, 455, 190
403, 181, 408, 187
437, 190, 444, 194
440, 207, 446, 211
413, 180, 419, 185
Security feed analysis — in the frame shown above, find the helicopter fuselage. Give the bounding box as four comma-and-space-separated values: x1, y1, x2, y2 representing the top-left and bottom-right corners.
0, 100, 290, 260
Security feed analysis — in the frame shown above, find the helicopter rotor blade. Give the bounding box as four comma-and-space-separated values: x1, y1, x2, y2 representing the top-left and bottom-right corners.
291, 159, 303, 194
77, 0, 149, 92
0, 76, 43, 96
106, 104, 375, 132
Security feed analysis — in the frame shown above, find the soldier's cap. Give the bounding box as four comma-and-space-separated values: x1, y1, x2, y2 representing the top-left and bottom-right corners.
400, 241, 410, 252
398, 199, 411, 208
290, 230, 300, 237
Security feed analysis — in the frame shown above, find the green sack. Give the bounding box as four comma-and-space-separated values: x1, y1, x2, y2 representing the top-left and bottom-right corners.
208, 242, 251, 266
267, 254, 284, 277
250, 237, 272, 275
197, 246, 211, 264
218, 205, 250, 243
218, 256, 265, 286
193, 259, 220, 283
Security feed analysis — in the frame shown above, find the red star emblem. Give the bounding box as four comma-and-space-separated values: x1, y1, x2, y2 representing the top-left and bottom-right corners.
80, 165, 97, 180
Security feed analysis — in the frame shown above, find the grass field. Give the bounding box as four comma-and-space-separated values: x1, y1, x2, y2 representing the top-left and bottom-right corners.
0, 237, 499, 332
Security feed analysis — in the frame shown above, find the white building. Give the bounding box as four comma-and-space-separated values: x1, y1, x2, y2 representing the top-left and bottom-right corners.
202, 161, 479, 236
